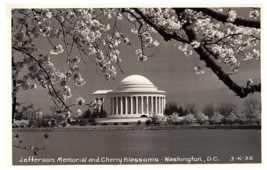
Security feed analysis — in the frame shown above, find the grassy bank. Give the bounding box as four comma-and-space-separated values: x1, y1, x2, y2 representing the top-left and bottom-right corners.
12, 124, 261, 132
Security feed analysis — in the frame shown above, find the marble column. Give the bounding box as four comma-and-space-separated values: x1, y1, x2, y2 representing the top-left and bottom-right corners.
136, 96, 138, 114
111, 97, 113, 115
125, 97, 128, 114
155, 97, 158, 114
160, 97, 161, 114
130, 97, 133, 114
141, 96, 144, 114
151, 96, 153, 114
146, 96, 149, 114
116, 97, 118, 115
162, 97, 164, 114
158, 97, 161, 114
120, 97, 123, 114
114, 97, 116, 115
163, 97, 166, 113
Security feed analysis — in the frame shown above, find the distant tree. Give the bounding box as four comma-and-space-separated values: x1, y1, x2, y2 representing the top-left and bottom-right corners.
164, 102, 179, 115
35, 107, 43, 112
210, 111, 224, 125
185, 103, 197, 115
14, 111, 24, 120
177, 106, 186, 116
145, 119, 152, 126
183, 110, 189, 116
169, 114, 184, 124
99, 110, 107, 118
76, 109, 83, 118
183, 114, 196, 125
91, 109, 107, 118
195, 112, 209, 125
243, 98, 260, 119
252, 112, 261, 124
20, 120, 29, 127
92, 111, 99, 118
202, 103, 214, 119
29, 119, 38, 127
225, 111, 237, 125
82, 108, 92, 118
16, 105, 43, 120
235, 112, 248, 124
216, 102, 237, 117
152, 114, 167, 125
13, 119, 29, 128
136, 120, 141, 125
42, 113, 53, 119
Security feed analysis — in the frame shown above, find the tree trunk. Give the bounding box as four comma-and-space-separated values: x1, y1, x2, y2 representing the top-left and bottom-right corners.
12, 56, 16, 123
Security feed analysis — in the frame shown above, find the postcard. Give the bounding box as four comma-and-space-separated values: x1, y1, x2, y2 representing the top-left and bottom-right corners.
8, 4, 262, 166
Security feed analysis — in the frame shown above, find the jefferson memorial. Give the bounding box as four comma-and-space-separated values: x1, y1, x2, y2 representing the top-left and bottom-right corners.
93, 75, 166, 118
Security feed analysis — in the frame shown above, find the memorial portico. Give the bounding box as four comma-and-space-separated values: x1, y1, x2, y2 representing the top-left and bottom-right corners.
93, 75, 166, 118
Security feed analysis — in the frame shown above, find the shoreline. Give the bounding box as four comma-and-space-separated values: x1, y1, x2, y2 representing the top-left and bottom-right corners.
12, 125, 261, 132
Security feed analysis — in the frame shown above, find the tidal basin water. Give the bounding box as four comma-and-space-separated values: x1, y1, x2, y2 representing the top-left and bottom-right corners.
12, 129, 261, 165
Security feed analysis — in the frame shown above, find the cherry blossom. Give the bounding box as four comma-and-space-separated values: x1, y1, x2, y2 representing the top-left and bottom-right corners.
227, 10, 237, 22
76, 97, 85, 106
194, 66, 205, 75
190, 41, 200, 49
247, 79, 253, 86
153, 41, 160, 47
249, 10, 260, 19
50, 44, 64, 55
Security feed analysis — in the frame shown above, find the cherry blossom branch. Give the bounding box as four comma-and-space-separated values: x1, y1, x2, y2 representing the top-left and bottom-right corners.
53, 16, 70, 56
202, 44, 260, 97
129, 8, 189, 43
12, 46, 73, 113
13, 144, 46, 155
111, 16, 118, 39
121, 9, 146, 56
188, 8, 260, 28
46, 37, 55, 48
183, 24, 260, 98
73, 42, 96, 65
205, 33, 243, 45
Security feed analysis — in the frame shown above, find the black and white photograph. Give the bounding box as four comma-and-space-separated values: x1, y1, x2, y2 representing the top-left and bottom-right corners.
7, 3, 263, 166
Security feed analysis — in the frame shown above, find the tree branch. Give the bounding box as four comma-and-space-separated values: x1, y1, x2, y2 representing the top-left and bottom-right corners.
183, 23, 260, 98
199, 45, 260, 97
130, 8, 189, 43
188, 8, 260, 28
12, 46, 73, 113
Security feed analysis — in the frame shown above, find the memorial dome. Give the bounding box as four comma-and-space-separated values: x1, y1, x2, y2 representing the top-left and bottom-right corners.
114, 75, 158, 92
93, 74, 166, 117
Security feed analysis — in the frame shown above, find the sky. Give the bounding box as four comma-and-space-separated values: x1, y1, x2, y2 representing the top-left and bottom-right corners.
13, 7, 261, 115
